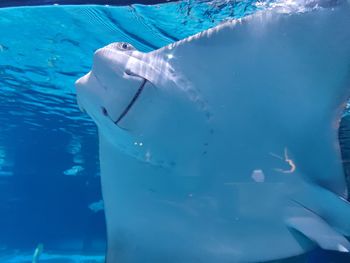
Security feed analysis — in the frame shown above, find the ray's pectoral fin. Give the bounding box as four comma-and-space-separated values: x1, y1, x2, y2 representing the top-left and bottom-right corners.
286, 183, 350, 252
287, 213, 350, 252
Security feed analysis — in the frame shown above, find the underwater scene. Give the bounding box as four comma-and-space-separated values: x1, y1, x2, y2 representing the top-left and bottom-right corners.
1, 0, 350, 262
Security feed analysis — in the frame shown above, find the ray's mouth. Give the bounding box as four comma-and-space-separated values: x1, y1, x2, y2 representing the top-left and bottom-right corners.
102, 70, 149, 127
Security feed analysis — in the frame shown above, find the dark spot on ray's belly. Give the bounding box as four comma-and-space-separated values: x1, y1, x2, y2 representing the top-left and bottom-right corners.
101, 107, 108, 116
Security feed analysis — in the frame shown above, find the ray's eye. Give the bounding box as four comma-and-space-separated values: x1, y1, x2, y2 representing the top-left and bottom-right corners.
117, 42, 135, 51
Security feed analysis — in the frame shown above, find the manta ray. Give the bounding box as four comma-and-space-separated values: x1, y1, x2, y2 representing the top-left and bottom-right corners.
75, 0, 350, 262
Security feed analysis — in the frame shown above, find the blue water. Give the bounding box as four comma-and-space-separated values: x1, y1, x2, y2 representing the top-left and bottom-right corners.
0, 0, 349, 262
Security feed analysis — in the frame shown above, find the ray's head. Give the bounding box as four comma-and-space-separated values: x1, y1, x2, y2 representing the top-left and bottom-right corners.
75, 41, 210, 167
75, 42, 152, 130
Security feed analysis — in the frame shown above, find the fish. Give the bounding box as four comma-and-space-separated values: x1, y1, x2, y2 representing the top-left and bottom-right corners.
75, 0, 350, 262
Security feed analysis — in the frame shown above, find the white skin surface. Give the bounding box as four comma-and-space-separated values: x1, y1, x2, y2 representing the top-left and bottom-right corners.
76, 1, 350, 262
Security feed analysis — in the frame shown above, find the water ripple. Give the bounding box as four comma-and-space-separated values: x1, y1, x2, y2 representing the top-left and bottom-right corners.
0, 1, 260, 136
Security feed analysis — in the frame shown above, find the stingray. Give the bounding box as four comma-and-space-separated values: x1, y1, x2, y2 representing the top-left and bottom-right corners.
75, 0, 350, 262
